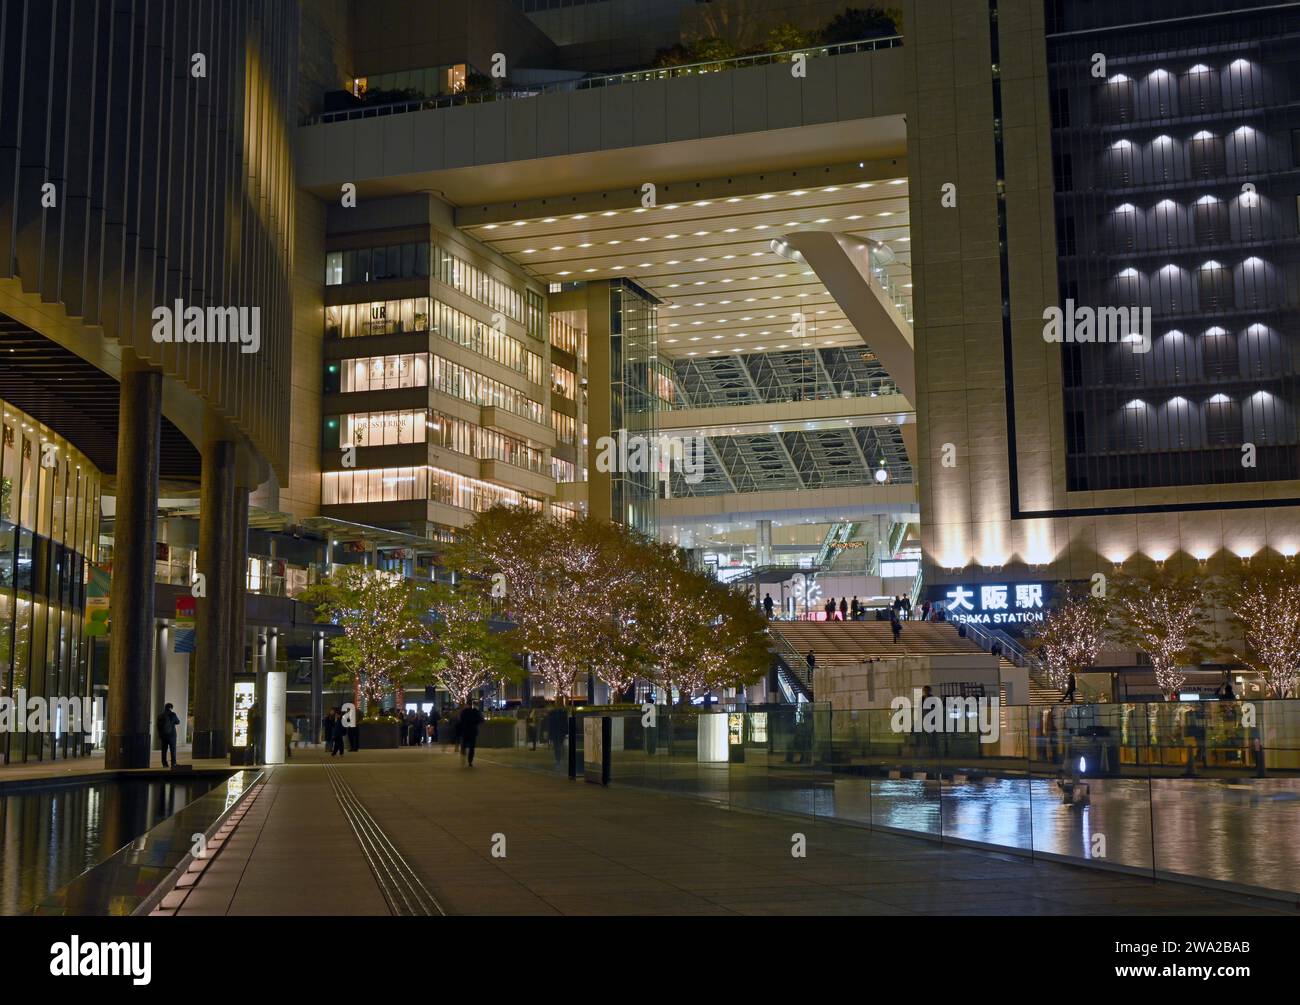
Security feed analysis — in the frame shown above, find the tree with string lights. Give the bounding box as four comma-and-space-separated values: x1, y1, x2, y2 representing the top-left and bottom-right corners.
451, 508, 644, 702
1026, 589, 1109, 693
1109, 570, 1214, 699
1212, 555, 1300, 698
407, 579, 524, 705
300, 564, 416, 709
637, 542, 768, 703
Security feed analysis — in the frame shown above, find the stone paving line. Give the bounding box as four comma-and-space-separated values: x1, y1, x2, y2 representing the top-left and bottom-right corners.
173, 745, 1300, 916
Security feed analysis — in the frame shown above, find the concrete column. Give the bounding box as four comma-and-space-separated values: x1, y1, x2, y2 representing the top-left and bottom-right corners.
756, 519, 773, 567
150, 622, 167, 752
191, 441, 236, 759
228, 486, 250, 734
164, 650, 190, 745
261, 628, 278, 755
106, 367, 162, 769
265, 668, 286, 764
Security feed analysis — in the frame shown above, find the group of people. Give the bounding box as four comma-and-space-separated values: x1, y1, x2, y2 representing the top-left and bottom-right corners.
761, 592, 938, 626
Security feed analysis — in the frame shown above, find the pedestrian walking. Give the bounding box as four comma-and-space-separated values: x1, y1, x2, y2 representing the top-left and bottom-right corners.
763, 593, 774, 619
459, 702, 485, 766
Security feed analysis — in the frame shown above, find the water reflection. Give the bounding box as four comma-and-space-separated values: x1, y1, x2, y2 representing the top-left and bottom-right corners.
0, 778, 215, 915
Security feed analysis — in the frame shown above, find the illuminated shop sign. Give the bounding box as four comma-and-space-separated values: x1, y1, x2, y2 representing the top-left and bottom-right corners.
943, 583, 1046, 624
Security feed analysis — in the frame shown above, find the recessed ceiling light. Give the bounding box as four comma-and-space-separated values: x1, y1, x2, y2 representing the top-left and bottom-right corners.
602, 211, 617, 217
483, 224, 498, 230
550, 245, 564, 251
573, 214, 587, 220
522, 248, 536, 253
542, 217, 557, 223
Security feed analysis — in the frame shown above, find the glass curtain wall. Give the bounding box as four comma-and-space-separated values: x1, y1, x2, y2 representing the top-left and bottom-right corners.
609, 280, 661, 536
0, 402, 101, 764
1046, 0, 1300, 490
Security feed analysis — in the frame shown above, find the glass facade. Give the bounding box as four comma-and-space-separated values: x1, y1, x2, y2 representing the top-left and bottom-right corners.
327, 298, 542, 383
609, 280, 661, 535
549, 312, 585, 356
342, 410, 428, 446
434, 245, 525, 323
432, 300, 543, 384
0, 403, 101, 764
323, 467, 542, 513
325, 241, 430, 285
431, 356, 546, 426
338, 353, 430, 392
429, 411, 546, 474
1046, 0, 1300, 490
323, 234, 551, 526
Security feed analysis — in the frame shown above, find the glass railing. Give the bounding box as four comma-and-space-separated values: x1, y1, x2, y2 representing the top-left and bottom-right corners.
306, 37, 903, 125
478, 700, 1300, 899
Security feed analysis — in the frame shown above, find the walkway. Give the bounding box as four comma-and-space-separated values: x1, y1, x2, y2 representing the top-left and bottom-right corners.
173, 746, 1297, 916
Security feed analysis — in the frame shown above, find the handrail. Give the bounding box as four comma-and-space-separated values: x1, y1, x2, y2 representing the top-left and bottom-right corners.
305, 35, 903, 125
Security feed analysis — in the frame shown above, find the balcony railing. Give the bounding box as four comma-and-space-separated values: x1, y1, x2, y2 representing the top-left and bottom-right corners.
305, 36, 903, 125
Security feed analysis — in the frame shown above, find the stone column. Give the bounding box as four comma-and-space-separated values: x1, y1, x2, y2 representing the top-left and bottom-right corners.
228, 485, 250, 721
756, 519, 773, 568
191, 441, 236, 759
106, 367, 162, 769
150, 622, 167, 752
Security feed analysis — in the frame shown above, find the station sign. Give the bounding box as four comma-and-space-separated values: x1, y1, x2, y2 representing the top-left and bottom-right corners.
940, 583, 1048, 625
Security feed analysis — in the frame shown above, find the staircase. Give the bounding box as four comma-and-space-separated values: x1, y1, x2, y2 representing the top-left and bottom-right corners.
1027, 666, 1062, 705
769, 619, 993, 667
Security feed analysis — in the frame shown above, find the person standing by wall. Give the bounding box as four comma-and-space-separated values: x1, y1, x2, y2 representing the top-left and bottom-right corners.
157, 703, 180, 768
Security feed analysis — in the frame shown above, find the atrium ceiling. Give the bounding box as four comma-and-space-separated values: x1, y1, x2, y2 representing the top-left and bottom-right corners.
461, 162, 912, 362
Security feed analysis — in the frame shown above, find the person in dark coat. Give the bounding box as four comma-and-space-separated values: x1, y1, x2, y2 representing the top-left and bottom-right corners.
890, 608, 902, 644
763, 593, 774, 619
839, 597, 848, 621
546, 704, 568, 766
458, 702, 485, 766
248, 702, 264, 764
330, 708, 346, 757
157, 703, 180, 768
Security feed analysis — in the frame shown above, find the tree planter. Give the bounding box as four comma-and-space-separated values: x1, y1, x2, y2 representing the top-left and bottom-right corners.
358, 721, 401, 749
